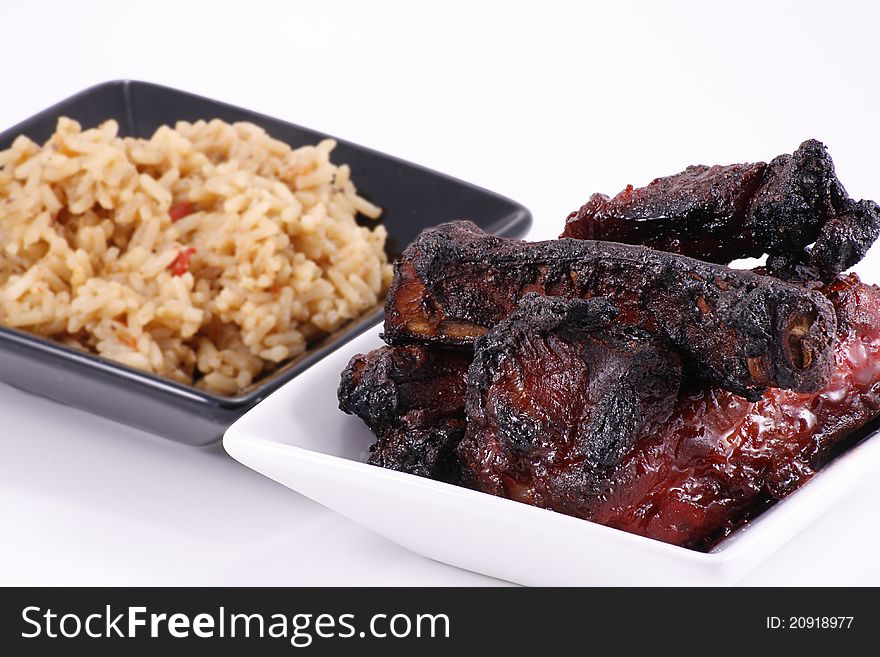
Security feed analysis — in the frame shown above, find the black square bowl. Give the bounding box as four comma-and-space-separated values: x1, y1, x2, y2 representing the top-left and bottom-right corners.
0, 81, 532, 445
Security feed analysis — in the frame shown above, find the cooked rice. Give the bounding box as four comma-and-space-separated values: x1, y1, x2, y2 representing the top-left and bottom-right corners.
0, 117, 392, 394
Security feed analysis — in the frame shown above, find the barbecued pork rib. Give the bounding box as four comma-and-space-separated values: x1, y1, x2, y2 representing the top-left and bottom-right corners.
458, 274, 880, 549
462, 294, 682, 478
561, 139, 880, 281
338, 344, 471, 484
384, 221, 836, 401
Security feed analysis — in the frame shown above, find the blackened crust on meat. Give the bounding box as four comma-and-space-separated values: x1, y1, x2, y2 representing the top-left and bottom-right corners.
753, 140, 880, 277
562, 139, 880, 281
806, 199, 880, 277
561, 162, 767, 264
367, 422, 468, 484
461, 294, 682, 480
384, 221, 837, 400
338, 344, 471, 483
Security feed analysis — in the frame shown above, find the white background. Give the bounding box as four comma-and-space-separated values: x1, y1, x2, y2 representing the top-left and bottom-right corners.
1, 0, 879, 585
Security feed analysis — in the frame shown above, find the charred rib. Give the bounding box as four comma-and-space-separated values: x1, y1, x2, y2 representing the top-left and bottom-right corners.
384, 221, 837, 400
338, 344, 471, 484
561, 139, 880, 281
463, 294, 682, 476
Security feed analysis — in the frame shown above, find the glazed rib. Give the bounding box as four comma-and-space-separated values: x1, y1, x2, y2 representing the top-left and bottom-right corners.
338, 344, 471, 484
561, 139, 880, 281
458, 274, 880, 548
463, 294, 682, 474
384, 221, 837, 400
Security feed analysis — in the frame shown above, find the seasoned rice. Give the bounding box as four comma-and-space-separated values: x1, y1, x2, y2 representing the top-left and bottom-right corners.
0, 117, 392, 394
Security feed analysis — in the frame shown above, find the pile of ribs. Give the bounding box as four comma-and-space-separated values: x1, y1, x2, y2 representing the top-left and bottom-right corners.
339, 139, 880, 550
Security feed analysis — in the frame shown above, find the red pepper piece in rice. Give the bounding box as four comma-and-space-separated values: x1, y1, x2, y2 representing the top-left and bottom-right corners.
169, 201, 196, 222
168, 247, 196, 276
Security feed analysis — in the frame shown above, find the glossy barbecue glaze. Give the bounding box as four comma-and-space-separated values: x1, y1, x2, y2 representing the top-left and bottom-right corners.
463, 294, 682, 474
460, 274, 880, 548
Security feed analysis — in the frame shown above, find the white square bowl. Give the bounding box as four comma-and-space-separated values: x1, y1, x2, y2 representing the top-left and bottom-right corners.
223, 324, 880, 586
